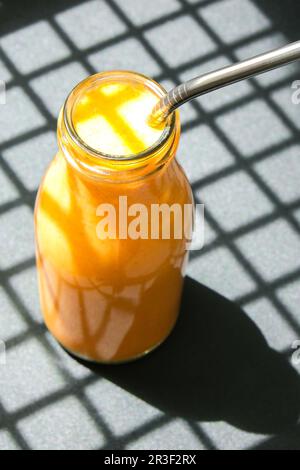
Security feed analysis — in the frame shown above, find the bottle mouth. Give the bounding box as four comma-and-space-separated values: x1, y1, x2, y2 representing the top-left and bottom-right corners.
63, 70, 175, 162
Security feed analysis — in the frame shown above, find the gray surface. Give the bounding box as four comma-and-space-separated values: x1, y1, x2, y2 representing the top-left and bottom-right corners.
0, 0, 300, 450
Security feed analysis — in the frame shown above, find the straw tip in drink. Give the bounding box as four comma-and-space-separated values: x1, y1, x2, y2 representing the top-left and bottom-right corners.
147, 110, 167, 128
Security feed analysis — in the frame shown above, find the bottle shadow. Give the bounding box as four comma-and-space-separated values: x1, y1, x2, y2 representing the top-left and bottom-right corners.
72, 276, 300, 435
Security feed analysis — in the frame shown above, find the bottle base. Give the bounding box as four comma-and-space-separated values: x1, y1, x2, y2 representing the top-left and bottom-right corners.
54, 311, 181, 365
60, 335, 169, 365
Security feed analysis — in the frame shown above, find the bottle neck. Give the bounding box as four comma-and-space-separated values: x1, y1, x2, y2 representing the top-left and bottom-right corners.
57, 71, 180, 183
58, 109, 180, 183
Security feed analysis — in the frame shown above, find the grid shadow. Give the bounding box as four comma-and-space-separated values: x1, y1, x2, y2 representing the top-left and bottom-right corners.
0, 0, 300, 450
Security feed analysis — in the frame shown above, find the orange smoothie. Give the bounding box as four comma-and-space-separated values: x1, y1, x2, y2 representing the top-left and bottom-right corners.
35, 71, 193, 363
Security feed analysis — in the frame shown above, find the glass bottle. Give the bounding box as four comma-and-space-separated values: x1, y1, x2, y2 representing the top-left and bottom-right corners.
34, 71, 193, 363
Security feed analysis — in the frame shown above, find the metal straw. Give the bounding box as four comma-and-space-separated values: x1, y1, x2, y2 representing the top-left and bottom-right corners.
149, 40, 300, 125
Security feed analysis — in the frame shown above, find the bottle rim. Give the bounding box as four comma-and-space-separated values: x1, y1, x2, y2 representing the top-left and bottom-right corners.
63, 70, 176, 162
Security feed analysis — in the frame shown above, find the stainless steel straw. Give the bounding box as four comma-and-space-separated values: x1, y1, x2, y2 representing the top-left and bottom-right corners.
149, 40, 300, 125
